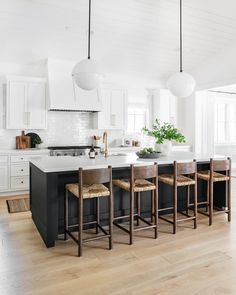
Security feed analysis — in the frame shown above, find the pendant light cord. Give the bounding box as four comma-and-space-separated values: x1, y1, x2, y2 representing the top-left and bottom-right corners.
180, 0, 183, 72
88, 0, 91, 59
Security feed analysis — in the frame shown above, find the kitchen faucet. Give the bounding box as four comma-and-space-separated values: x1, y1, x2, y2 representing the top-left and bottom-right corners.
103, 131, 108, 157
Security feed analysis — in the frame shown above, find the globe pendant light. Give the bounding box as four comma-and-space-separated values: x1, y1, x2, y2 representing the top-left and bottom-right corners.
72, 0, 102, 90
167, 0, 196, 98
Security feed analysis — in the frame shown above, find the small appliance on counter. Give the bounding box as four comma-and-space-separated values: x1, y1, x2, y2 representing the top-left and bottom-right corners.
48, 146, 101, 157
16, 131, 31, 149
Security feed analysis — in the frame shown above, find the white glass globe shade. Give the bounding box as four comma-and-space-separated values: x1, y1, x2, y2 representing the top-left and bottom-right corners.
167, 72, 196, 98
72, 58, 102, 90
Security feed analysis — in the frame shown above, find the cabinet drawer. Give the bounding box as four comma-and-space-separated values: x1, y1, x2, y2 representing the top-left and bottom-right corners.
0, 156, 8, 163
11, 155, 29, 163
10, 154, 45, 163
11, 176, 29, 189
11, 164, 29, 177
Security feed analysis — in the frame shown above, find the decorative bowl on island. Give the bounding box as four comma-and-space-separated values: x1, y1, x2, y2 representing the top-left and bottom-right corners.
136, 148, 161, 159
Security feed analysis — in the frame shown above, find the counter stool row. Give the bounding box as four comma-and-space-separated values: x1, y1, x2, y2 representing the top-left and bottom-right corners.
64, 158, 231, 256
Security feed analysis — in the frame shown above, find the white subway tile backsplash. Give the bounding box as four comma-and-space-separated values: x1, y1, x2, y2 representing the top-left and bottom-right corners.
0, 111, 123, 149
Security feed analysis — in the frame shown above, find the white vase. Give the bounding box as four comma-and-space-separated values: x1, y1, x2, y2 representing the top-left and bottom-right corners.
156, 140, 172, 156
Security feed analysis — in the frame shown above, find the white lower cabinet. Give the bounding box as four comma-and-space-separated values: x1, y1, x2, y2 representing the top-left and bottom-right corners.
11, 176, 29, 190
0, 151, 49, 195
0, 165, 9, 191
11, 164, 29, 177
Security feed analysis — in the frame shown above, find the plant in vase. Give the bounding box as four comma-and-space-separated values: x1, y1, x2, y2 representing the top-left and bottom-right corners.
33, 138, 43, 149
142, 119, 186, 155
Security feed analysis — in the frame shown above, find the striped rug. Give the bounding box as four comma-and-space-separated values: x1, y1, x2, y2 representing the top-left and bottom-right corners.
6, 198, 30, 213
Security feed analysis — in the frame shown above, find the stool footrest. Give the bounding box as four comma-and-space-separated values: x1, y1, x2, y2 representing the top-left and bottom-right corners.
113, 214, 157, 234
198, 208, 229, 217
177, 216, 196, 223
133, 225, 156, 232
158, 207, 174, 212
138, 215, 153, 226
68, 220, 97, 229
113, 221, 156, 234
66, 228, 110, 245
188, 200, 208, 207
159, 210, 196, 225
159, 216, 174, 224
114, 213, 138, 221
113, 222, 130, 234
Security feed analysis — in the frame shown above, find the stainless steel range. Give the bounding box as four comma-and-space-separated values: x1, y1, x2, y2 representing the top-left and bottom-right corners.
48, 146, 101, 157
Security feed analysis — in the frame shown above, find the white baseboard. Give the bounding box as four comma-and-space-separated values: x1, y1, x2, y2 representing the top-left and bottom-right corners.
0, 190, 29, 198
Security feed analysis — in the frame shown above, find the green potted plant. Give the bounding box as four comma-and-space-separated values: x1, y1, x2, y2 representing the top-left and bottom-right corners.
33, 138, 43, 149
142, 119, 186, 155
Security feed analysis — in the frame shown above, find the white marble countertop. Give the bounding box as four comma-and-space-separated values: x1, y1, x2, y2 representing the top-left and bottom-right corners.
30, 152, 227, 173
0, 148, 49, 155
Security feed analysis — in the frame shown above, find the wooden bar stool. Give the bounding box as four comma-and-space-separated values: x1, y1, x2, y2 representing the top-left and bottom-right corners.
64, 166, 113, 257
196, 157, 231, 225
113, 163, 158, 245
158, 160, 197, 234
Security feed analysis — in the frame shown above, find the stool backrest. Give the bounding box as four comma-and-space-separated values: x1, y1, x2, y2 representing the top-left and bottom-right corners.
174, 160, 197, 175
79, 166, 112, 185
211, 157, 231, 172
131, 163, 158, 180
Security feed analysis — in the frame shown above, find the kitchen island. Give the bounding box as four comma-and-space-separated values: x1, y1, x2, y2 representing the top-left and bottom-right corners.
30, 152, 228, 247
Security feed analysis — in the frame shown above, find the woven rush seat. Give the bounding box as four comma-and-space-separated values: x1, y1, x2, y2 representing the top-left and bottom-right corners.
197, 170, 230, 182
158, 174, 195, 186
66, 183, 110, 199
113, 178, 156, 192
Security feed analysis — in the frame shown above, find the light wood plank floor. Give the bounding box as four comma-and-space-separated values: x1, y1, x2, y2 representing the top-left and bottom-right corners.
0, 182, 236, 295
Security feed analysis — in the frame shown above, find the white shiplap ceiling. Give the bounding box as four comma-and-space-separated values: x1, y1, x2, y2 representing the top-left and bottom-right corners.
1, 0, 236, 84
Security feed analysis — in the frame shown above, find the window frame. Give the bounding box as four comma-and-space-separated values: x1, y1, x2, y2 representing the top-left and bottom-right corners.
214, 95, 236, 144
126, 103, 149, 134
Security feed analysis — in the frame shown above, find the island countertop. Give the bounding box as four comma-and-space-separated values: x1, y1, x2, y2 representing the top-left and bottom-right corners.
30, 152, 227, 173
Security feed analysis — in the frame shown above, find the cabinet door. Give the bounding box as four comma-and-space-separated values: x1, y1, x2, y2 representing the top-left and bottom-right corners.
95, 88, 127, 130
27, 82, 47, 129
0, 165, 9, 191
110, 89, 126, 129
6, 81, 27, 129
97, 89, 111, 129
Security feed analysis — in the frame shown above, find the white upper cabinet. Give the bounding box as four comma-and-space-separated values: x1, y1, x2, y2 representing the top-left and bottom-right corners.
47, 59, 101, 111
94, 86, 127, 130
6, 76, 47, 129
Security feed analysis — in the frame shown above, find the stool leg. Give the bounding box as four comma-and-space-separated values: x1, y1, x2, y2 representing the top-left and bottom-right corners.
173, 185, 177, 234
228, 177, 231, 222
194, 182, 197, 229
154, 188, 158, 239
130, 190, 134, 245
78, 197, 83, 257
209, 181, 213, 226
206, 180, 209, 212
151, 190, 154, 224
186, 185, 190, 215
64, 189, 68, 240
137, 192, 141, 226
109, 193, 113, 250
96, 197, 100, 234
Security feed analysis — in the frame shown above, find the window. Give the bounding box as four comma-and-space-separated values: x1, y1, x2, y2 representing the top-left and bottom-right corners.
127, 104, 148, 133
215, 101, 236, 143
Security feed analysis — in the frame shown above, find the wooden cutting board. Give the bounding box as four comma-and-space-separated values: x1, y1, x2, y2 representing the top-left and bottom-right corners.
16, 131, 31, 149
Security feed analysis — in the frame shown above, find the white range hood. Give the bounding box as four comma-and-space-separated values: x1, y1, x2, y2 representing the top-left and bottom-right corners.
47, 59, 102, 112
